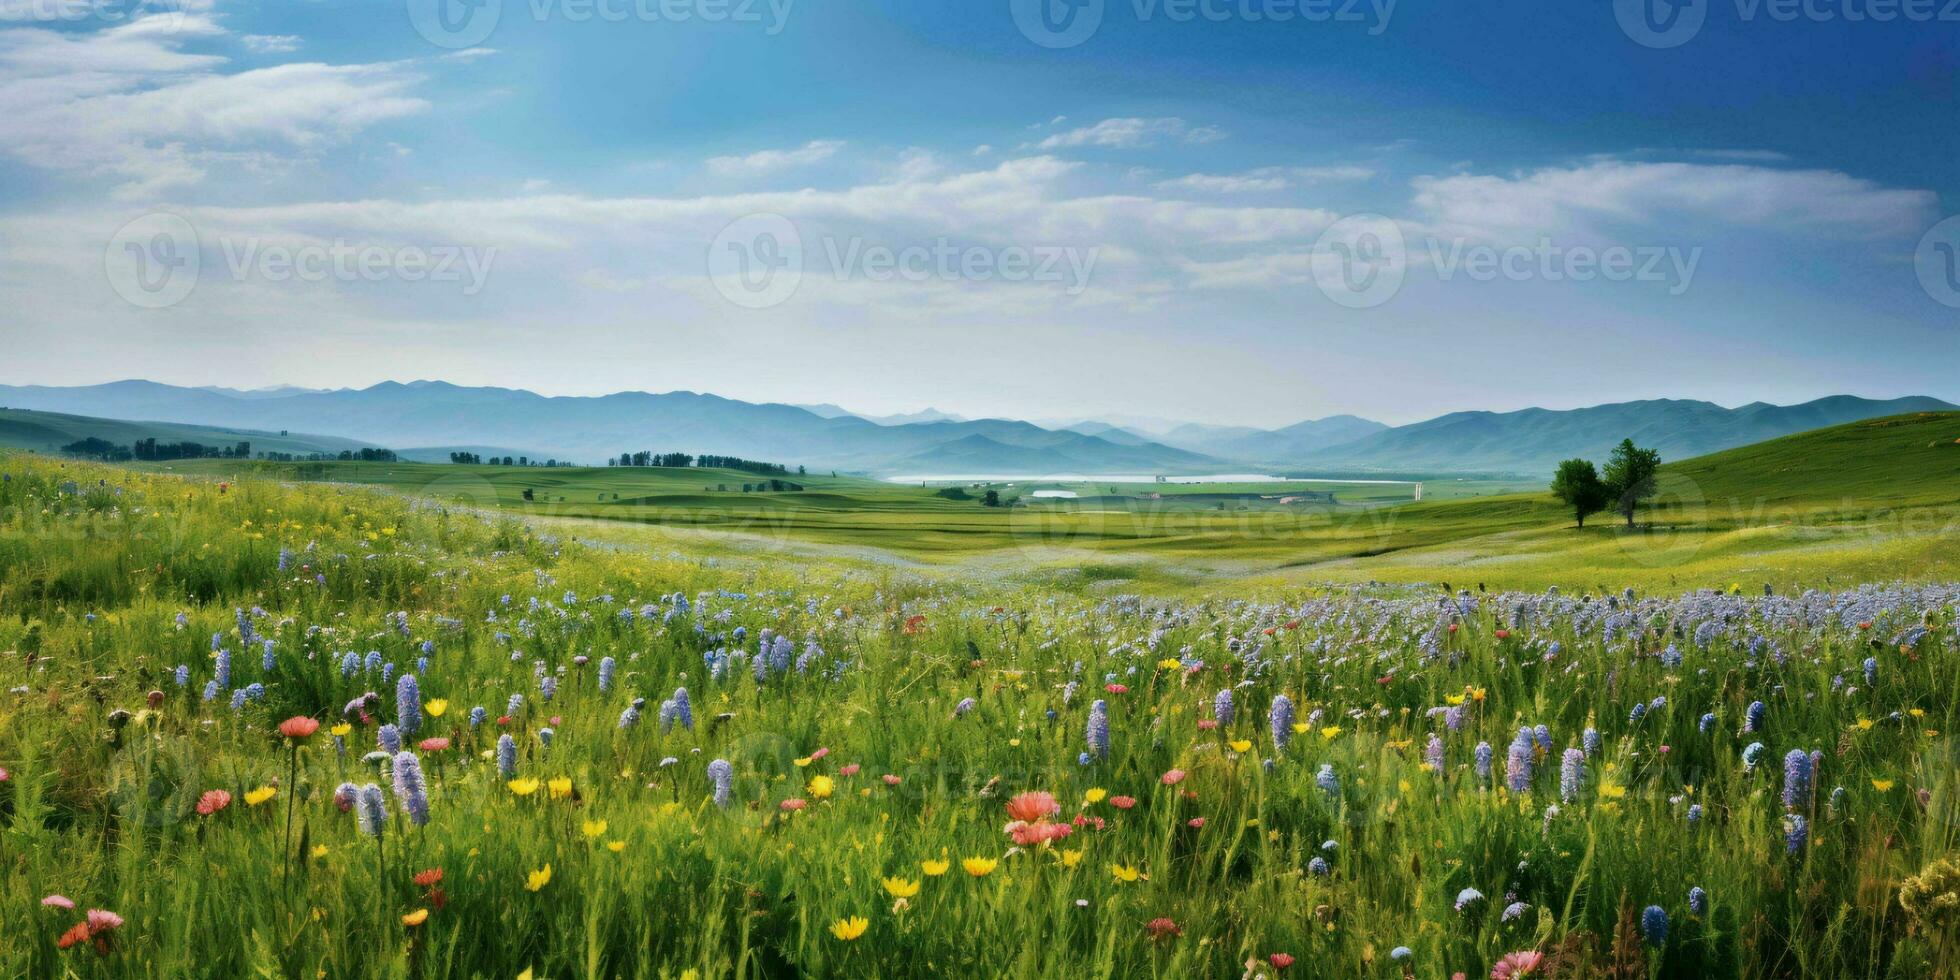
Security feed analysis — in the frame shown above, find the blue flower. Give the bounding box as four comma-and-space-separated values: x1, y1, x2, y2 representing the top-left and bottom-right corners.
392, 752, 430, 826
377, 724, 402, 754
497, 733, 517, 780
1213, 688, 1235, 727
395, 673, 422, 735
1641, 905, 1668, 945
1086, 699, 1110, 760
355, 784, 387, 837
1560, 748, 1585, 802
1745, 700, 1766, 733
1688, 886, 1707, 916
598, 656, 616, 692
708, 758, 733, 808
1454, 887, 1485, 911
1782, 748, 1812, 807
1784, 813, 1808, 853
1269, 694, 1295, 752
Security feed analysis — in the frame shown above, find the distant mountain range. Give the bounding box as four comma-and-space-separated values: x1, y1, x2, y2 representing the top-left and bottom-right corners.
0, 381, 1948, 477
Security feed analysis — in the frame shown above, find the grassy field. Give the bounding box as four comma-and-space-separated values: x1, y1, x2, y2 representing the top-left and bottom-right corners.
3, 445, 1960, 977
0, 407, 378, 458
135, 412, 1960, 594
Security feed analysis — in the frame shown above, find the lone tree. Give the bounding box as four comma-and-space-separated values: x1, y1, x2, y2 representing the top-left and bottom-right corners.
1550, 458, 1609, 528
1602, 438, 1662, 528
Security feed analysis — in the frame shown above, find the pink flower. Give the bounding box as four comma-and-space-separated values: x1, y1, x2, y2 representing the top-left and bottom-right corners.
85, 910, 124, 933
1106, 684, 1128, 694
418, 737, 450, 752
1270, 953, 1295, 969
1186, 817, 1206, 828
1004, 791, 1060, 823
810, 747, 830, 760
196, 790, 231, 816
838, 763, 860, 777
1197, 719, 1218, 730
1109, 795, 1136, 810
779, 798, 807, 812
42, 895, 75, 910
1160, 769, 1186, 786
882, 774, 902, 785
1145, 917, 1181, 939
1490, 951, 1544, 979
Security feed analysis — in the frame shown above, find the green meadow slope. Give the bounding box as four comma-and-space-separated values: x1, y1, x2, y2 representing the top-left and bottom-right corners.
0, 407, 376, 457
121, 412, 1960, 592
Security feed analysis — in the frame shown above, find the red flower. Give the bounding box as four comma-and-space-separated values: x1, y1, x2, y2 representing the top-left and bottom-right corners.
418, 737, 450, 752
1197, 719, 1218, 730
196, 790, 231, 815
779, 798, 807, 812
1071, 814, 1105, 831
277, 716, 320, 739
1160, 769, 1186, 786
902, 614, 927, 634
1145, 917, 1182, 939
1186, 817, 1206, 828
1494, 629, 1511, 640
1105, 684, 1128, 694
1109, 795, 1136, 810
1005, 791, 1060, 823
56, 922, 91, 950
413, 867, 445, 888
1270, 953, 1295, 969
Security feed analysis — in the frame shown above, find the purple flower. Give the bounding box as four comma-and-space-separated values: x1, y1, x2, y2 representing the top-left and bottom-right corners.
392, 752, 430, 826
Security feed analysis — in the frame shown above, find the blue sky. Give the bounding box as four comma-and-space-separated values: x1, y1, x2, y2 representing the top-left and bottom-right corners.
1, 0, 1955, 426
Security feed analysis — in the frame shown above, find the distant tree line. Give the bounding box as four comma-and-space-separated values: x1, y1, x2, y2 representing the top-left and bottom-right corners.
606, 452, 803, 477
59, 438, 401, 464
1551, 439, 1662, 529
449, 453, 565, 467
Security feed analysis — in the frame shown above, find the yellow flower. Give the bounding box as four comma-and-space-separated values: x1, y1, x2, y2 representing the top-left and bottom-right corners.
882, 877, 921, 898
1229, 739, 1252, 753
1855, 718, 1874, 731
1444, 694, 1465, 706
426, 699, 448, 718
961, 857, 998, 877
1910, 708, 1926, 718
1320, 726, 1342, 740
606, 840, 626, 853
547, 777, 573, 799
402, 908, 429, 927
1873, 778, 1896, 791
582, 819, 609, 839
1599, 782, 1627, 799
311, 844, 330, 858
525, 864, 552, 892
1109, 863, 1142, 883
829, 916, 869, 941
1470, 687, 1487, 702
808, 775, 835, 800
1058, 849, 1084, 869
508, 778, 541, 797
244, 786, 277, 806
921, 859, 951, 877
1157, 658, 1182, 670
329, 722, 354, 738
794, 756, 813, 768
1291, 722, 1311, 734
1084, 788, 1107, 804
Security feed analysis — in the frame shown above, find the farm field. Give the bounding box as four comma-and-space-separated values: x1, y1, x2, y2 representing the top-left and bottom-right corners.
0, 413, 1958, 977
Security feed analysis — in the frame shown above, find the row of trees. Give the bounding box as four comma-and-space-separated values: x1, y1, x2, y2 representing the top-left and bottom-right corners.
1551, 439, 1661, 528
606, 452, 802, 476
449, 453, 567, 467
63, 438, 397, 464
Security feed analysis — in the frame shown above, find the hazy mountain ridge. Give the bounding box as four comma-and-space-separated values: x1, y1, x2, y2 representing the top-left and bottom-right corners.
1, 382, 1947, 477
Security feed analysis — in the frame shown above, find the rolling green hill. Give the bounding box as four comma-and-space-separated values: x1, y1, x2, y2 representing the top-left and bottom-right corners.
0, 408, 379, 458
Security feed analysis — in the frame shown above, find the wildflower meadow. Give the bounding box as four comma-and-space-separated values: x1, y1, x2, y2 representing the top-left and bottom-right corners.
3, 455, 1959, 978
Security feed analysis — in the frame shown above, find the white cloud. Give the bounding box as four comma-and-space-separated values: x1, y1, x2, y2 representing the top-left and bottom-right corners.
706, 139, 844, 177
241, 34, 301, 54
1036, 117, 1225, 150
1155, 166, 1372, 195
1411, 159, 1936, 242
0, 16, 429, 197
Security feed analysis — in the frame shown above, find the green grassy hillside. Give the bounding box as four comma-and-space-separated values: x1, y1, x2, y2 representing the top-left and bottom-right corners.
0, 407, 376, 458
